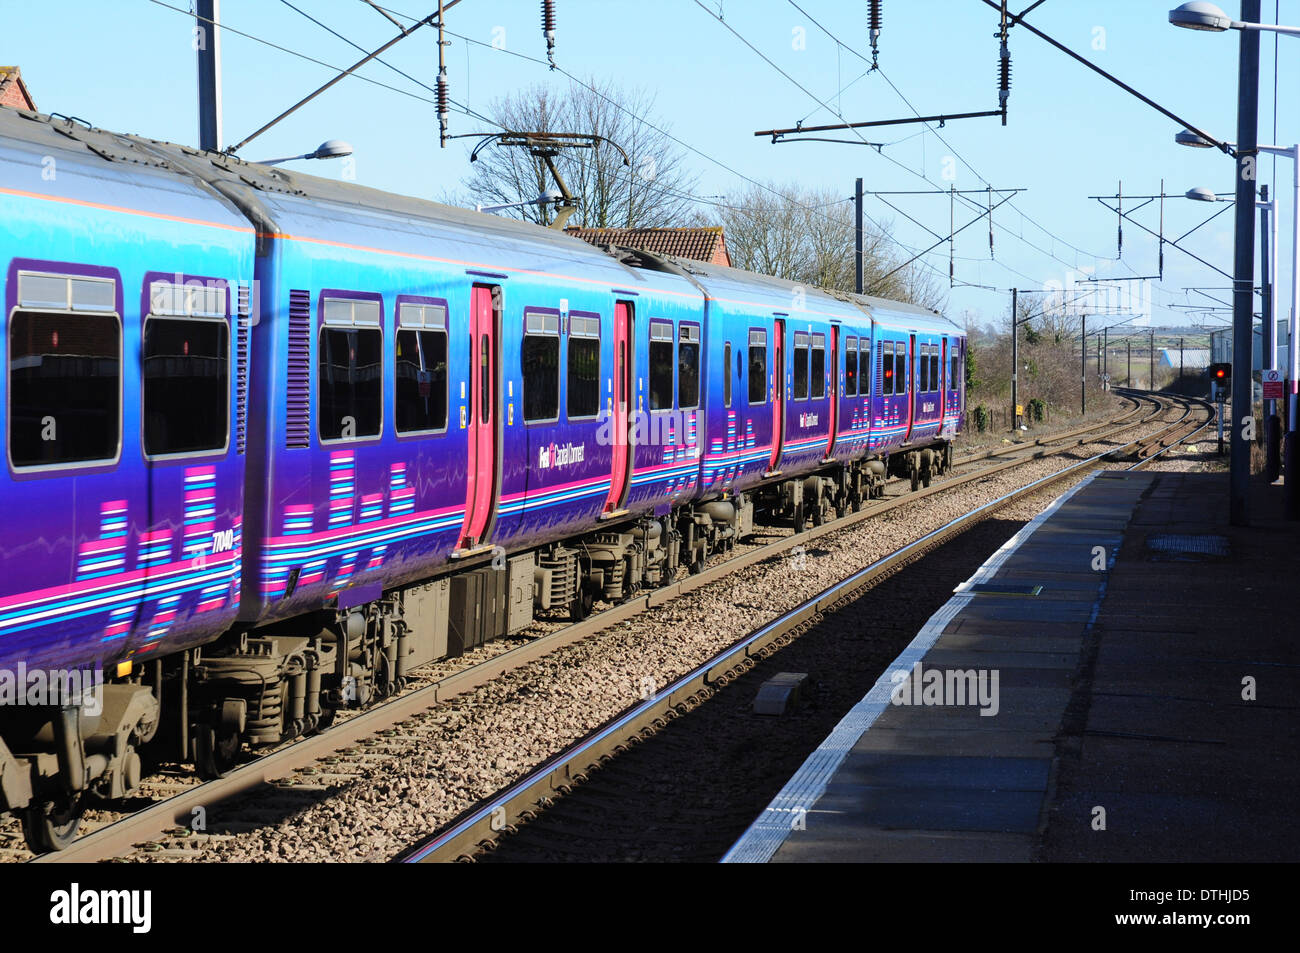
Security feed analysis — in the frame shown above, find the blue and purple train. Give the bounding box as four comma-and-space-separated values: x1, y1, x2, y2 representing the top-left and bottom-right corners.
0, 106, 964, 849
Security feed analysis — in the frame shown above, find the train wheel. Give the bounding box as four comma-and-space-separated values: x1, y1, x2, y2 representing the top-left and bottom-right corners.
792, 502, 805, 534
922, 469, 932, 488
194, 723, 242, 780
910, 469, 920, 492
314, 706, 337, 733
20, 796, 84, 853
569, 586, 593, 621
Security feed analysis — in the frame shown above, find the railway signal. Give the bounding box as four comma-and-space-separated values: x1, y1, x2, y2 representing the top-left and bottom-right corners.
1209, 362, 1231, 394
1209, 362, 1230, 454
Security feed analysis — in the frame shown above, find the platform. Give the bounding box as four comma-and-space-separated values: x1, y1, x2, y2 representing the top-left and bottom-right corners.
723, 469, 1300, 863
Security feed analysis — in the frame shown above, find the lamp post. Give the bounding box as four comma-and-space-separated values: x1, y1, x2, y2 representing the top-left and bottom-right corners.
1180, 133, 1292, 484
1171, 0, 1265, 525
255, 139, 354, 166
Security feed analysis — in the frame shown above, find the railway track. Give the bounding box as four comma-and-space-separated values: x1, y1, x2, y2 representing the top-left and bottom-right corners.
400, 392, 1214, 863
18, 392, 1199, 863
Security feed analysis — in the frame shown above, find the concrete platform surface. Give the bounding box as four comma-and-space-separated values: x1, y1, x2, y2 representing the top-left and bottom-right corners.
723, 470, 1300, 863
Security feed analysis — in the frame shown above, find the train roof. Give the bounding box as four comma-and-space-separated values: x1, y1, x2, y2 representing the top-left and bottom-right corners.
1, 106, 964, 334
606, 247, 964, 335
0, 107, 663, 292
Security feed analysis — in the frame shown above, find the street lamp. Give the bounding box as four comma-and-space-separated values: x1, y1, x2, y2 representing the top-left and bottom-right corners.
1183, 183, 1278, 465
1178, 125, 1298, 498
1171, 0, 1267, 525
255, 139, 353, 166
1170, 1, 1300, 34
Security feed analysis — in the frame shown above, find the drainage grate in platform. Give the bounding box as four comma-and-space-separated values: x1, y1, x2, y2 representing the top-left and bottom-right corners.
1145, 534, 1229, 561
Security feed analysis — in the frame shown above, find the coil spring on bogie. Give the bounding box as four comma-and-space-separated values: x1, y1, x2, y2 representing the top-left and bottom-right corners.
540, 548, 579, 609
602, 559, 625, 601
245, 674, 283, 738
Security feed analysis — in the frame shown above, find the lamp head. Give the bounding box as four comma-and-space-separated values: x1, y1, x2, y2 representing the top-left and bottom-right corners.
1185, 186, 1219, 202
311, 139, 353, 160
1175, 129, 1215, 148
1168, 2, 1233, 31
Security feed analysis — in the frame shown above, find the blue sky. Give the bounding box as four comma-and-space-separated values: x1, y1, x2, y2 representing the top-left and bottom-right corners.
5, 0, 1298, 332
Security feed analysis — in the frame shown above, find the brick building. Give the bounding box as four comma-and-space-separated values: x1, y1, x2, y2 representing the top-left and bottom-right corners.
564, 226, 732, 267
0, 66, 36, 111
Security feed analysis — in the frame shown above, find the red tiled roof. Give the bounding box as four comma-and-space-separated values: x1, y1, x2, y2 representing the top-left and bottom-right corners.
565, 226, 731, 267
0, 66, 36, 112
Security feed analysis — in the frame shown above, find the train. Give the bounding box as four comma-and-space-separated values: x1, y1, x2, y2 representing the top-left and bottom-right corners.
0, 105, 965, 851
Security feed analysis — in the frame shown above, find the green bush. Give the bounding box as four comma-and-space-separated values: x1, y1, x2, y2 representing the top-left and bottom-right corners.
973, 404, 990, 433
1028, 397, 1046, 423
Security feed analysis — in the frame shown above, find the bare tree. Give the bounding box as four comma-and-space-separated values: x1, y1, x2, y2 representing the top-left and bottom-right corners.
713, 182, 947, 311
463, 78, 698, 228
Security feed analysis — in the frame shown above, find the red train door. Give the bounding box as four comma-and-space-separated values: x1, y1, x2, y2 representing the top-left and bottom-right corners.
826, 325, 839, 456
770, 317, 785, 471
604, 300, 633, 513
904, 332, 916, 443
942, 337, 949, 422
460, 285, 498, 548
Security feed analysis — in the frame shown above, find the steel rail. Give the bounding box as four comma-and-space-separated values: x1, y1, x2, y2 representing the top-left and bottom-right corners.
29, 393, 1177, 863
398, 395, 1209, 862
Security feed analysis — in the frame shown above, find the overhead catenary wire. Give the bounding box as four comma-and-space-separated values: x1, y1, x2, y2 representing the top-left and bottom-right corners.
782, 0, 1116, 267
146, 0, 498, 129
775, 1, 1196, 320
366, 1, 981, 290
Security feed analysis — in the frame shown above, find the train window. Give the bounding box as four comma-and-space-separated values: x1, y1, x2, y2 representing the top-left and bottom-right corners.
845, 337, 858, 397
396, 329, 448, 433
723, 342, 732, 408
481, 334, 491, 424
880, 341, 893, 395
793, 332, 809, 400
649, 321, 674, 411
678, 324, 700, 410
748, 329, 767, 404
318, 326, 382, 440
893, 344, 906, 396
930, 351, 940, 393
143, 316, 229, 456
567, 314, 600, 420
810, 334, 825, 399
523, 311, 560, 423
8, 309, 121, 467
920, 346, 930, 392
396, 303, 448, 433
951, 350, 961, 391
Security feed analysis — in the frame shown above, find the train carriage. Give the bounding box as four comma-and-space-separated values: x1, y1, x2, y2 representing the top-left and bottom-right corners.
0, 106, 965, 851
